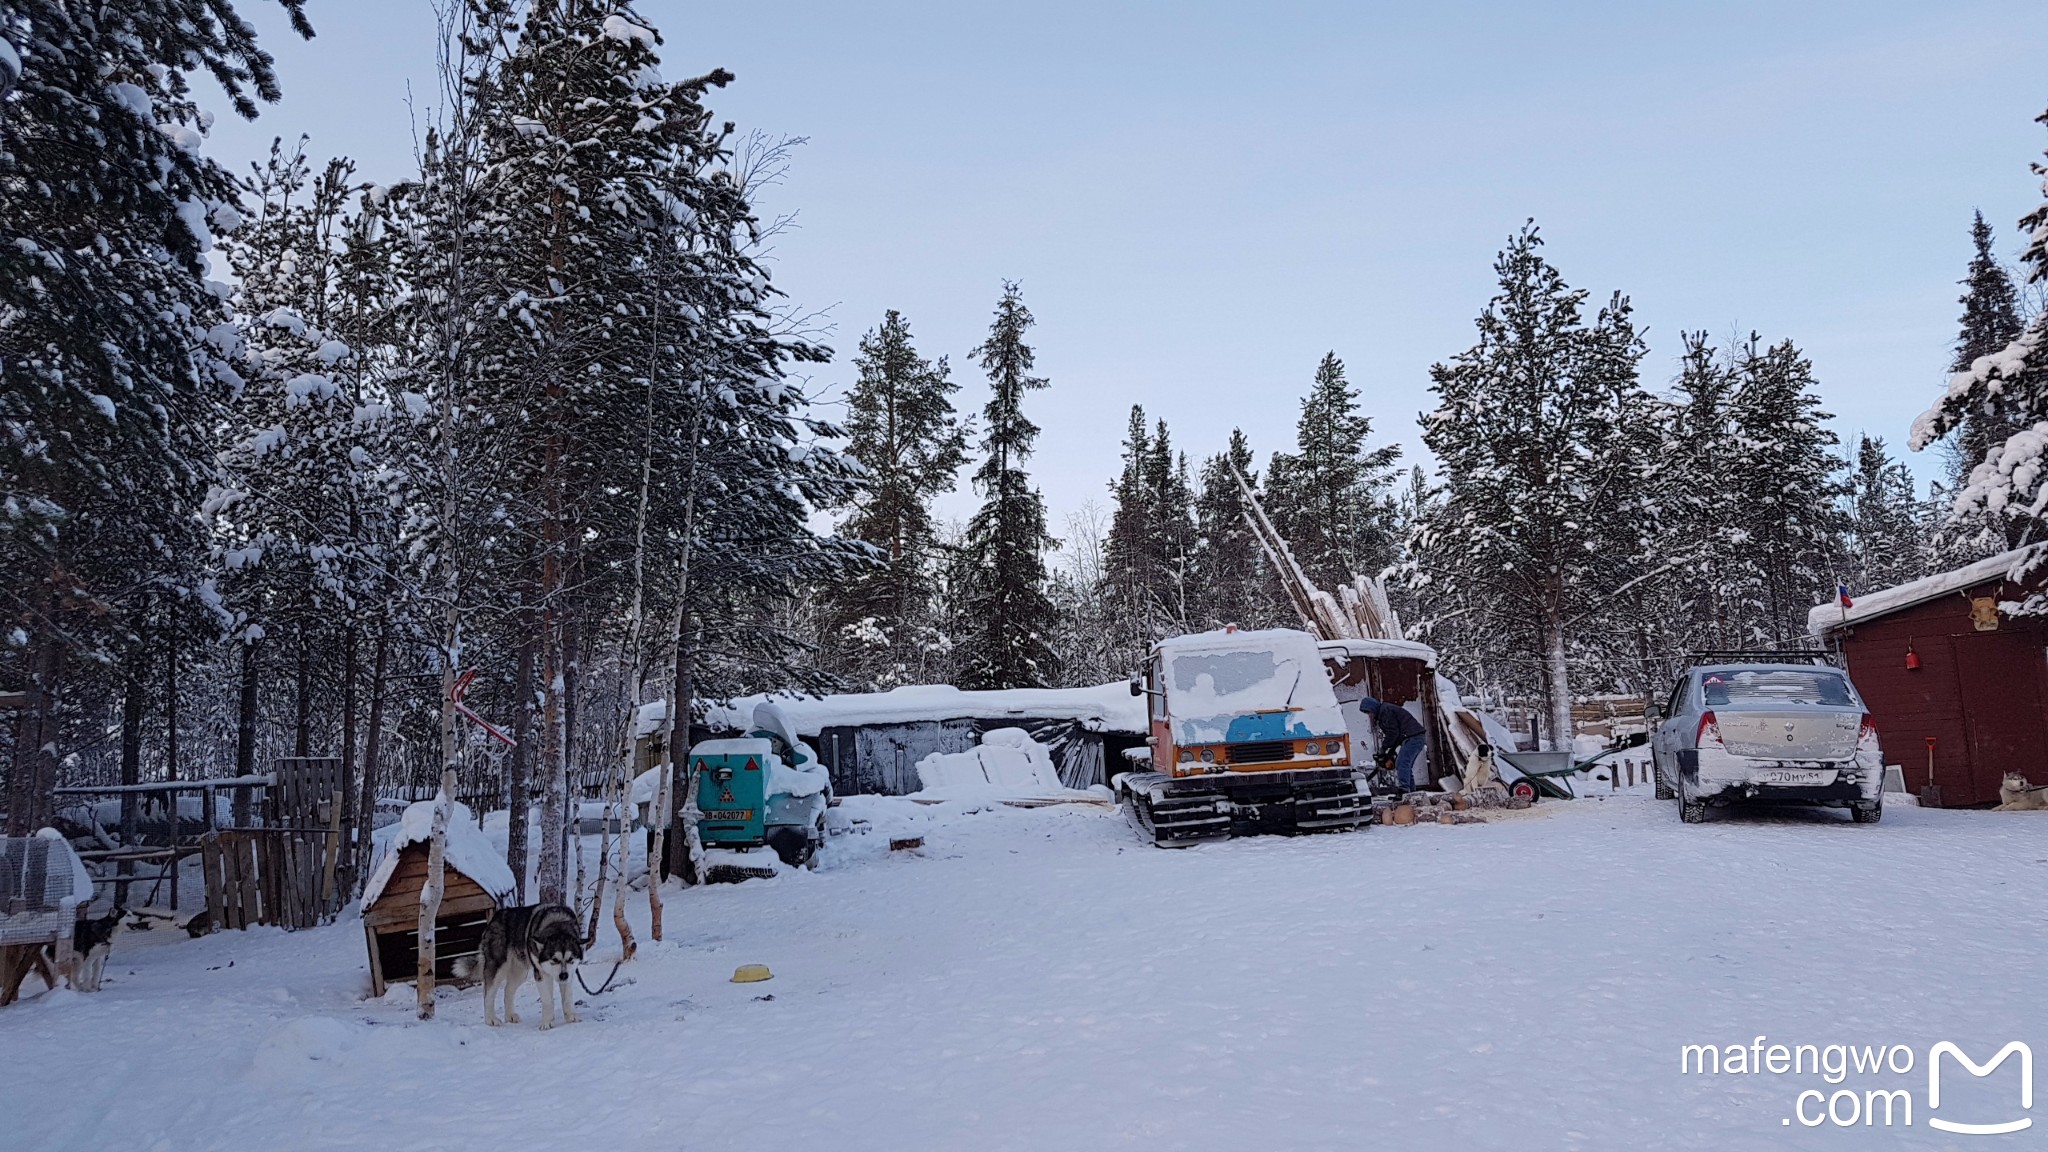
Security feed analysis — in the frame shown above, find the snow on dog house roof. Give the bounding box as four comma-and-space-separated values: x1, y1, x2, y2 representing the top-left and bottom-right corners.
360, 799, 517, 908
696, 682, 1149, 737
1807, 544, 2048, 636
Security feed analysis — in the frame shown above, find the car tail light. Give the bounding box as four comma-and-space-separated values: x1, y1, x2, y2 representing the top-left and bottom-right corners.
1697, 710, 1722, 747
1857, 714, 1880, 753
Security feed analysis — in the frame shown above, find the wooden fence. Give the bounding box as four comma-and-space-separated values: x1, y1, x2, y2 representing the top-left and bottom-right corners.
200, 828, 341, 931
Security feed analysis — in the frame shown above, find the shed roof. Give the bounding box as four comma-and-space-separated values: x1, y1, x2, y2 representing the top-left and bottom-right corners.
1316, 636, 1439, 664
1808, 544, 2047, 636
697, 682, 1148, 737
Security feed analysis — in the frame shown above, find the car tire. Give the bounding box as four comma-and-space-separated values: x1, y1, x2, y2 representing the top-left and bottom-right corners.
1678, 781, 1708, 823
1653, 759, 1675, 801
1851, 801, 1882, 825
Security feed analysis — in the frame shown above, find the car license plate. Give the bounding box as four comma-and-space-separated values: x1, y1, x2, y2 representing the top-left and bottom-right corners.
702, 809, 754, 821
1760, 770, 1825, 786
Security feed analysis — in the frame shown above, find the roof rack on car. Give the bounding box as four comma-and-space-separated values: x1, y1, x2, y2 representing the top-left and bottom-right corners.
1683, 649, 1837, 666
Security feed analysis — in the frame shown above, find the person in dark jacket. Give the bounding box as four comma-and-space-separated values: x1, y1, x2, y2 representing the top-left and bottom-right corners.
1357, 696, 1426, 790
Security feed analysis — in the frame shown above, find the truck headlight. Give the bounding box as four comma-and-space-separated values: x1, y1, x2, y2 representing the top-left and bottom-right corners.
1199, 747, 1216, 763
1178, 749, 1194, 764
1304, 741, 1321, 755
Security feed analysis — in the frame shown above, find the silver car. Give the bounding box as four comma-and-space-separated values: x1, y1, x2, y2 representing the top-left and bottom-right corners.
1648, 661, 1884, 824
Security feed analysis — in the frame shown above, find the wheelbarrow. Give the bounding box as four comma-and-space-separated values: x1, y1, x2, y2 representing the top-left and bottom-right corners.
1493, 750, 1583, 801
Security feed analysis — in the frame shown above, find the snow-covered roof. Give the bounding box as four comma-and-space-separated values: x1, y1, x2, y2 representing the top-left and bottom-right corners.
1316, 636, 1439, 665
702, 682, 1148, 736
360, 800, 517, 908
689, 737, 773, 759
1808, 545, 2047, 635
632, 699, 671, 740
1156, 627, 1314, 655
0, 831, 96, 947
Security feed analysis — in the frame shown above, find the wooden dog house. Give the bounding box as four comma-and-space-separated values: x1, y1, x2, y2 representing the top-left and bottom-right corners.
359, 801, 517, 997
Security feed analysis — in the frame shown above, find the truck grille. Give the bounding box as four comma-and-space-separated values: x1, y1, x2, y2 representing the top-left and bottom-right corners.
1227, 741, 1292, 765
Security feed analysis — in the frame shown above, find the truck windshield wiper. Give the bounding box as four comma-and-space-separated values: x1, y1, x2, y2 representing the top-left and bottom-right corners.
1278, 659, 1303, 710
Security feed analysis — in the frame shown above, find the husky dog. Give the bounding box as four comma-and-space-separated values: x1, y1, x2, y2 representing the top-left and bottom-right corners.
1998, 772, 2048, 811
43, 906, 123, 992
454, 903, 584, 1029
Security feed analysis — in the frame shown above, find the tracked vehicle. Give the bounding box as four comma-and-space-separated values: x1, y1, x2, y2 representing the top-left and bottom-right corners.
1115, 627, 1368, 846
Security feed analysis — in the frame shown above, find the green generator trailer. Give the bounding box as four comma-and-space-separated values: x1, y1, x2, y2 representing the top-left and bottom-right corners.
687, 703, 830, 868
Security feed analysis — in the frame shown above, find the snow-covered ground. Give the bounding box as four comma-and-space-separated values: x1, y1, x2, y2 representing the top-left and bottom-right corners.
4, 790, 2044, 1151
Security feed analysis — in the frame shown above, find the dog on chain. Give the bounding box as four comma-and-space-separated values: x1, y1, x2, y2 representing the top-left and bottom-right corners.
37, 906, 124, 992
453, 903, 584, 1029
1998, 772, 2048, 811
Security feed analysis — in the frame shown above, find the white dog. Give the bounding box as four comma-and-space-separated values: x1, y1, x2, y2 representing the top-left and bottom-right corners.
1998, 772, 2048, 811
1459, 744, 1506, 798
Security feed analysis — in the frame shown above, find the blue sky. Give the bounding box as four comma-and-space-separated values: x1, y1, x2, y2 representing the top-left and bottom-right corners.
207, 1, 2048, 533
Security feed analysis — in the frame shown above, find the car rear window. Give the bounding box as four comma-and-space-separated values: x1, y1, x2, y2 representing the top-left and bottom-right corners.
1699, 669, 1857, 707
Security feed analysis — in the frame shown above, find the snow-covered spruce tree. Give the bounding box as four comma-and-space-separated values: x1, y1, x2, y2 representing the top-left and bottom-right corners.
1923, 213, 2029, 554
1945, 213, 2028, 492
375, 0, 518, 885
826, 309, 968, 687
1144, 421, 1198, 634
1654, 330, 1736, 647
1190, 429, 1281, 631
1914, 108, 2048, 548
955, 282, 1060, 690
458, 0, 756, 903
1101, 411, 1198, 671
1406, 224, 1656, 752
1103, 406, 1156, 662
0, 0, 310, 832
634, 129, 861, 712
1846, 436, 1932, 593
1722, 336, 1849, 644
1263, 352, 1403, 590
212, 143, 403, 871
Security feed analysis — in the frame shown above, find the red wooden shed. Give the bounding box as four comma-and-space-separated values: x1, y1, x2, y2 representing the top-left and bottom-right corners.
1809, 546, 2048, 807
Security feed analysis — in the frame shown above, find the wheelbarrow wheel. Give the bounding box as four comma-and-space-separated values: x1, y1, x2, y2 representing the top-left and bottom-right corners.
1509, 778, 1539, 803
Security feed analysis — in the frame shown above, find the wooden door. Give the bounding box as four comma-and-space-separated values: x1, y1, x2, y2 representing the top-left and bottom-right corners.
1951, 632, 2048, 805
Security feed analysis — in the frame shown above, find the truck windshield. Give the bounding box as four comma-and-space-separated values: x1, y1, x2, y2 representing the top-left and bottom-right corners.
1700, 669, 1857, 707
1170, 650, 1290, 707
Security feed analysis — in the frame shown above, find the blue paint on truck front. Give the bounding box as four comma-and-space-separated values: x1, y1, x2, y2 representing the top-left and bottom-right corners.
1223, 711, 1320, 743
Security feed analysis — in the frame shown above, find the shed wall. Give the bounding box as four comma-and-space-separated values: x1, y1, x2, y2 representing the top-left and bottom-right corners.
1834, 580, 2048, 807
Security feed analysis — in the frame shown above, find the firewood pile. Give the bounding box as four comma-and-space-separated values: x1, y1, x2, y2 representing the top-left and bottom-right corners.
1371, 789, 1530, 827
